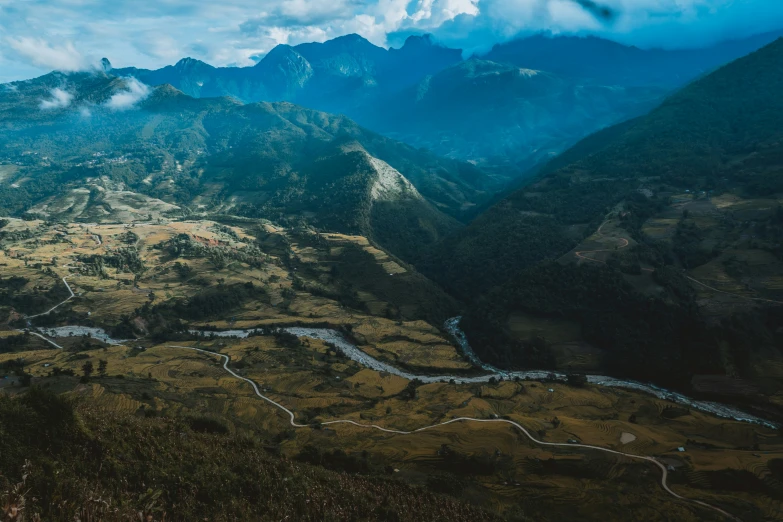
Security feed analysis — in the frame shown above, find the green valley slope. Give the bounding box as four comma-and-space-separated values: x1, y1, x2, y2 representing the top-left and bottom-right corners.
0, 72, 494, 261
425, 38, 783, 407
354, 58, 665, 174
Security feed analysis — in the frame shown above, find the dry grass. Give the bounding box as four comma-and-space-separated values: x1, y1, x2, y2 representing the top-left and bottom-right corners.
4, 219, 783, 520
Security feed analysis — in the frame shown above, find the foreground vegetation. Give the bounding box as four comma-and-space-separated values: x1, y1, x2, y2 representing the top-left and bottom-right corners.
425, 39, 783, 400
0, 388, 498, 521
1, 217, 782, 520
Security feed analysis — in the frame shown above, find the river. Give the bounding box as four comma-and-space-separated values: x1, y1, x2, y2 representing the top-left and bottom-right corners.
181, 318, 778, 429
25, 318, 777, 429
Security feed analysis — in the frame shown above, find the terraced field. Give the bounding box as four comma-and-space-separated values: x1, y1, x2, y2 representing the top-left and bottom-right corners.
3, 218, 783, 521
3, 327, 783, 520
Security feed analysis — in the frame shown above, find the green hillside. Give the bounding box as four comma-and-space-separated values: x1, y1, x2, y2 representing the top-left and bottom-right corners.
0, 73, 493, 261
426, 39, 783, 396
0, 388, 497, 521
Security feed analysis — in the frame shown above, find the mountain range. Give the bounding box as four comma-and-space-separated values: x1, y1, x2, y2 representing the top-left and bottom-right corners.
426, 37, 783, 408
2, 31, 783, 403
105, 30, 783, 175
111, 34, 462, 115
3, 20, 783, 522
0, 71, 491, 262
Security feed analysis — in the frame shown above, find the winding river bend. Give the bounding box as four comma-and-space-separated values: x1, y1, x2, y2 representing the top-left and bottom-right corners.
21, 277, 766, 521
25, 314, 778, 430
17, 270, 773, 520
185, 320, 777, 430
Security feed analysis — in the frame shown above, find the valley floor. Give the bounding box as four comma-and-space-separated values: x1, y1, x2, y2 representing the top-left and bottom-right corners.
2, 218, 783, 521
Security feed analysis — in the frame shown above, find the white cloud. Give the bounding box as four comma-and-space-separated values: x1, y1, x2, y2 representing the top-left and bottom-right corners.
39, 87, 74, 110
6, 37, 87, 72
105, 77, 151, 111
133, 32, 185, 61
0, 0, 782, 82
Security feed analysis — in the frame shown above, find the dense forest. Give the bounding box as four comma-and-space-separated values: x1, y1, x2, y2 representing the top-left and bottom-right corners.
427, 38, 783, 298
426, 39, 783, 392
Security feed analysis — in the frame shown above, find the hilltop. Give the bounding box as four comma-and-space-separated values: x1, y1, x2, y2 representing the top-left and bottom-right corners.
0, 72, 493, 262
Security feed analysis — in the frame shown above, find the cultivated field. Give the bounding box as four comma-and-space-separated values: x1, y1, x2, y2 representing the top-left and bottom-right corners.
2, 218, 783, 521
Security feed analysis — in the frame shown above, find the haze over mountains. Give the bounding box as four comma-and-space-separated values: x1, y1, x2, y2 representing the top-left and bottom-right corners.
4, 15, 783, 521
1, 29, 783, 399
426, 37, 783, 409
106, 30, 783, 174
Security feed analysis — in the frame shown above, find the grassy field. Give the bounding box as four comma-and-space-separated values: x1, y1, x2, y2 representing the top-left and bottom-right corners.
3, 218, 783, 520
4, 333, 783, 520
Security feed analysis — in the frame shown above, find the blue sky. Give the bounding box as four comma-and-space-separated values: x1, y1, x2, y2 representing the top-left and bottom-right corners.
1, 0, 781, 82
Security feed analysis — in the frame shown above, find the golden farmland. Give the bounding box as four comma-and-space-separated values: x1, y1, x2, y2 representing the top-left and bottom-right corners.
2, 218, 783, 521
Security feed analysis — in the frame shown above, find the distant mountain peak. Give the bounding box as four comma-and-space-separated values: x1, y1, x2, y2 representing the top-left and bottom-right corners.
254, 44, 313, 90
264, 43, 296, 57
402, 34, 436, 47
297, 33, 383, 55
100, 58, 112, 72
174, 57, 212, 71
260, 44, 309, 67
337, 33, 367, 43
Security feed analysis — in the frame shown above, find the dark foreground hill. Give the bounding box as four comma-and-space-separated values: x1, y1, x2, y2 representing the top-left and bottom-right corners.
0, 388, 498, 521
424, 39, 783, 400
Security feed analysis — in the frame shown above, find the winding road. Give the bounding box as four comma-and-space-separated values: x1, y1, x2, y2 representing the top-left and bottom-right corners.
13, 265, 752, 520
26, 274, 76, 319
15, 274, 75, 349
166, 344, 741, 522
574, 221, 631, 265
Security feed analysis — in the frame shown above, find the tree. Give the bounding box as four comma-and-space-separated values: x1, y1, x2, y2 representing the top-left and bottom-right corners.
98, 359, 108, 377
81, 361, 94, 381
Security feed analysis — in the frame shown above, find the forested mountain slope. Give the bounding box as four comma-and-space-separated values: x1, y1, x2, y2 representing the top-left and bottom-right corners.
352, 58, 665, 174
425, 38, 783, 400
0, 72, 491, 261
431, 38, 783, 297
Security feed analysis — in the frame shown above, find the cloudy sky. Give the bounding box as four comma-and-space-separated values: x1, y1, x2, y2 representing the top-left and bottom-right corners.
0, 0, 781, 83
